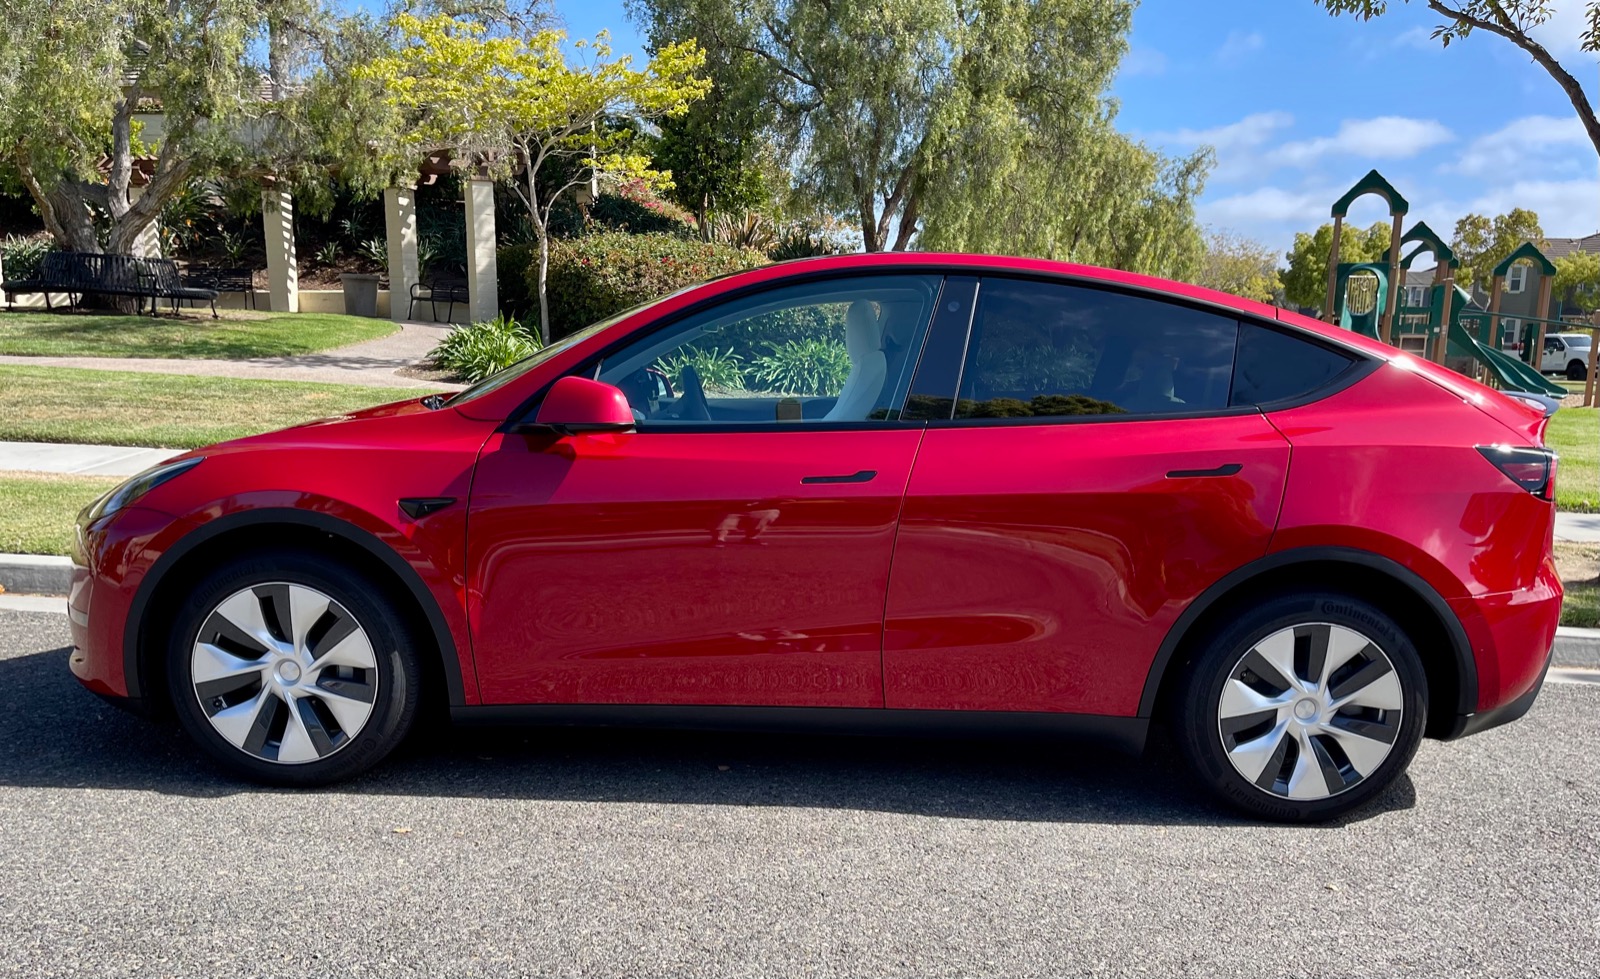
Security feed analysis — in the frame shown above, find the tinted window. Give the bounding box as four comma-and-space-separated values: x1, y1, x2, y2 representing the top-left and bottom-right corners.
947, 278, 1239, 419
596, 274, 940, 426
1229, 323, 1356, 407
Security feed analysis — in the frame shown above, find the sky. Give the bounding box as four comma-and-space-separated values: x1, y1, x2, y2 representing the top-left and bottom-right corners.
555, 0, 1600, 258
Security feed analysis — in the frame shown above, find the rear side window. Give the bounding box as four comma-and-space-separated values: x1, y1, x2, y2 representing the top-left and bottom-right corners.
947, 277, 1240, 419
1230, 323, 1356, 407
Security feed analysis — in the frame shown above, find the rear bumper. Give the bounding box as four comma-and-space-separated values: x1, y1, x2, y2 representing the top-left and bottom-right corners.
1440, 644, 1552, 740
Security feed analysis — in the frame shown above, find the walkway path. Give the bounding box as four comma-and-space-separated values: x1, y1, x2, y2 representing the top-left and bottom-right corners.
0, 321, 463, 391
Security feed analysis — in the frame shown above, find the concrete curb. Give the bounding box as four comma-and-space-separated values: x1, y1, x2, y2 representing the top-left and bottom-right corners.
0, 554, 73, 596
1554, 626, 1600, 670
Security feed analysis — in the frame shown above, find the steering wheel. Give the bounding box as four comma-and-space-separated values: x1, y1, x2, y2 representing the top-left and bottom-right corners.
677, 365, 712, 421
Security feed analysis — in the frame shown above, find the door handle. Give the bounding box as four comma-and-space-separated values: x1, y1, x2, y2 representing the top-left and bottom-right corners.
1166, 463, 1243, 479
802, 469, 878, 484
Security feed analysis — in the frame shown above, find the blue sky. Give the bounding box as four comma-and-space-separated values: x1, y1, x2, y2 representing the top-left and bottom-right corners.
557, 0, 1600, 256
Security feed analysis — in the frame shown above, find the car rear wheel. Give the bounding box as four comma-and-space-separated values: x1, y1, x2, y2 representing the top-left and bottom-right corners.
165, 551, 421, 785
1568, 360, 1587, 381
1174, 592, 1428, 822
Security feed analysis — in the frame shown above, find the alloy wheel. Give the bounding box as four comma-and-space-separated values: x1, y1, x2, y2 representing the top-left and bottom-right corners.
190, 583, 380, 765
1216, 622, 1404, 801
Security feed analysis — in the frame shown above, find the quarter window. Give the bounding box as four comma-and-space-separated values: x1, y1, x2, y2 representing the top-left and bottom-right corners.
595, 274, 940, 426
944, 278, 1240, 419
1230, 323, 1356, 406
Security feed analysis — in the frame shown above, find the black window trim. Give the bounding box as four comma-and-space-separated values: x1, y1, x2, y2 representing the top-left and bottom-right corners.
897, 269, 1380, 428
499, 262, 1383, 432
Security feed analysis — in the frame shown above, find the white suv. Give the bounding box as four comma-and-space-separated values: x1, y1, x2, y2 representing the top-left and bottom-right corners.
1541, 333, 1592, 380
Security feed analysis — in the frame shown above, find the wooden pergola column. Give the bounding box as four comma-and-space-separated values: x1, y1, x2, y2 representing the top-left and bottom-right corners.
261, 184, 298, 313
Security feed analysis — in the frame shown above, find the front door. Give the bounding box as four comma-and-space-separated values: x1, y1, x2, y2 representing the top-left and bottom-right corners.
467, 273, 944, 708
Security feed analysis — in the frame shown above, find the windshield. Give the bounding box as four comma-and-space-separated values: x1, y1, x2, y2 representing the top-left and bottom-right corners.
443, 291, 696, 407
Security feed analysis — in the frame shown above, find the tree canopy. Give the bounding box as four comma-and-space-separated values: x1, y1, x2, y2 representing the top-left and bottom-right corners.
631, 0, 1210, 277
1195, 232, 1283, 303
1281, 221, 1392, 309
1451, 208, 1545, 291
1554, 251, 1600, 312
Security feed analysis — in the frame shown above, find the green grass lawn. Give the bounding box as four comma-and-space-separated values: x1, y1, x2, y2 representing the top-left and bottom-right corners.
1555, 541, 1600, 628
0, 471, 120, 556
1545, 407, 1598, 513
0, 365, 438, 449
0, 309, 396, 359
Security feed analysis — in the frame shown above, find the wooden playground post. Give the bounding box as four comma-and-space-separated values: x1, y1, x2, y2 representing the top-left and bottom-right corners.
1380, 214, 1402, 344
1587, 311, 1599, 408
1532, 270, 1553, 373
1434, 268, 1454, 365
1324, 216, 1344, 324
1488, 273, 1505, 357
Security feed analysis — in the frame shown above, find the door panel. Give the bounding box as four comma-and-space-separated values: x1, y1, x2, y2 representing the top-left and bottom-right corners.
467, 428, 923, 707
883, 415, 1290, 716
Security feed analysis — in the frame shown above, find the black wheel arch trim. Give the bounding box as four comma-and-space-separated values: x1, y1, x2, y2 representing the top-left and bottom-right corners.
1138, 545, 1477, 720
123, 508, 468, 708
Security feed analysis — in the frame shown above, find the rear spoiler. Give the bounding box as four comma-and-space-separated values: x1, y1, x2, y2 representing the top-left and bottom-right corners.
1498, 391, 1562, 419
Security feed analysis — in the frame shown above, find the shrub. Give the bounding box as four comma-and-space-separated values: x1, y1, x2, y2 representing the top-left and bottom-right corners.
659, 346, 746, 392
429, 313, 542, 383
496, 243, 539, 320
1, 234, 52, 280
537, 232, 765, 340
748, 337, 852, 396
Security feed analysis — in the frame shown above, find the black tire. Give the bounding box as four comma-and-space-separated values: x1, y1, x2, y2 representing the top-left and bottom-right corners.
164, 550, 421, 786
1568, 360, 1587, 381
1174, 592, 1428, 822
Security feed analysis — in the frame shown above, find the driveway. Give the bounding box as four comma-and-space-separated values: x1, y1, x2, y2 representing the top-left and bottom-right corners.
1, 608, 1596, 978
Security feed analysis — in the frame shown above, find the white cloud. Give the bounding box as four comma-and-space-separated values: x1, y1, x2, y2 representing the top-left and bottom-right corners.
1463, 179, 1600, 237
1445, 114, 1590, 177
1122, 46, 1168, 77
1530, 3, 1598, 56
1392, 26, 1438, 50
1200, 187, 1331, 228
1270, 117, 1455, 168
1216, 30, 1264, 63
1147, 111, 1294, 182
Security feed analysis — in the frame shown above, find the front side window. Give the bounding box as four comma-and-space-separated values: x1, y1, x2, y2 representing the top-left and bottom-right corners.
947, 278, 1240, 419
596, 274, 940, 426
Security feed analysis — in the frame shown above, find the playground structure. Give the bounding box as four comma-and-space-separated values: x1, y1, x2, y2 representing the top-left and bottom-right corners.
1321, 170, 1599, 408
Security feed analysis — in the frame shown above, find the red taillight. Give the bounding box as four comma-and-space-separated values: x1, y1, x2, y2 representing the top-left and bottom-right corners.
1476, 444, 1557, 501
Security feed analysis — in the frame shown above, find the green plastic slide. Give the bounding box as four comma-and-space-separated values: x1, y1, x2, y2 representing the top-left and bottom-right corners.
1447, 323, 1567, 396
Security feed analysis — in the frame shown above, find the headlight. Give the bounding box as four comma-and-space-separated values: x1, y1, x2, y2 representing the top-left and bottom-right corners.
83, 457, 204, 523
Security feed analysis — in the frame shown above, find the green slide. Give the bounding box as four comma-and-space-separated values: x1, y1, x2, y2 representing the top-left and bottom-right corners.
1447, 322, 1566, 396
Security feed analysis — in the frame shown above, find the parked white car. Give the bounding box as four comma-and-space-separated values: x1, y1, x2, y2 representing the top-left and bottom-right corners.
1541, 333, 1592, 380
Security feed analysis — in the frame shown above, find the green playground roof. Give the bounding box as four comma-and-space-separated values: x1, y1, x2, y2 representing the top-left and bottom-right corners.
1331, 170, 1409, 219
1492, 241, 1556, 277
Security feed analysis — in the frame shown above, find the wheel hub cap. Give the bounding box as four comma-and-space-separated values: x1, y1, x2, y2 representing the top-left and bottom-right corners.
190, 582, 379, 765
1217, 622, 1404, 802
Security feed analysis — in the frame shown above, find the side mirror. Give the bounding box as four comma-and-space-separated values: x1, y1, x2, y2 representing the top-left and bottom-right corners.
517, 376, 636, 437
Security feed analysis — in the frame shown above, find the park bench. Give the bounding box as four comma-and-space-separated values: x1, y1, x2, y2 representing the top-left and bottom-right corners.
1, 252, 219, 317
184, 266, 258, 309
408, 272, 470, 323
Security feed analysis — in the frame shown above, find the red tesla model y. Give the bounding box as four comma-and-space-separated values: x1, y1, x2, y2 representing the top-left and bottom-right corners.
67, 253, 1561, 820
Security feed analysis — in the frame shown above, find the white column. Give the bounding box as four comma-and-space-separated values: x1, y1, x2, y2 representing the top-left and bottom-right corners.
126, 185, 163, 258
384, 185, 419, 323
464, 176, 498, 324
262, 187, 298, 313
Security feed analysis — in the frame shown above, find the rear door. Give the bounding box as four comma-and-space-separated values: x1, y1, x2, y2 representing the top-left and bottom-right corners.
882, 276, 1302, 717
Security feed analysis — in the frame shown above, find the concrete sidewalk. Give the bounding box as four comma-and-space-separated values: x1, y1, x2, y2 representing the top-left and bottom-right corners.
1555, 511, 1600, 543
0, 320, 464, 391
0, 440, 183, 477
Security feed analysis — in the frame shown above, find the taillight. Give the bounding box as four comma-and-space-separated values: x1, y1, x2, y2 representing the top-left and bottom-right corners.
1476, 444, 1557, 501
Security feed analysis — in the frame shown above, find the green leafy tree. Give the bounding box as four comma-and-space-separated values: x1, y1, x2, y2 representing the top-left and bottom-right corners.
363, 15, 710, 341
1196, 232, 1283, 303
633, 0, 1204, 272
1312, 1, 1600, 161
1554, 251, 1600, 312
1281, 221, 1391, 310
1451, 208, 1545, 291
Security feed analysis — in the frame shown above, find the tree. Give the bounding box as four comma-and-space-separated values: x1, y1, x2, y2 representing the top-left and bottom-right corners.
633, 0, 1204, 270
1451, 208, 1544, 291
632, 1, 776, 239
364, 14, 709, 342
1196, 232, 1283, 303
1554, 251, 1600, 312
1312, 1, 1600, 162
1281, 221, 1391, 309
0, 0, 278, 255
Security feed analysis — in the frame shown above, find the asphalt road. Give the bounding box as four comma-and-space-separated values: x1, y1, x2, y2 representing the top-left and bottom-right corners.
2, 607, 1597, 978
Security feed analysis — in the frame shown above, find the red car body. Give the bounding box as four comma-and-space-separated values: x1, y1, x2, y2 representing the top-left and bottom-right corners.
68, 253, 1560, 750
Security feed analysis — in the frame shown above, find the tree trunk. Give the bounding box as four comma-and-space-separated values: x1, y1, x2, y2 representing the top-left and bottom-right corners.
698, 195, 711, 243
537, 235, 552, 346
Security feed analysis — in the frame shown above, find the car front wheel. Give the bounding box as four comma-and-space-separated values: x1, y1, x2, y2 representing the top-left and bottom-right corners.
1568, 360, 1587, 381
1175, 592, 1428, 822
165, 551, 421, 785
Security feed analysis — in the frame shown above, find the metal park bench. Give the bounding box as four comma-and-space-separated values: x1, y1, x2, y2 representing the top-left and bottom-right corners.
1, 252, 219, 317
408, 272, 470, 323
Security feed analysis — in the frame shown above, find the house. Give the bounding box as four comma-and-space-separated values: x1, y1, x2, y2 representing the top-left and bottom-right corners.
1496, 233, 1600, 325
